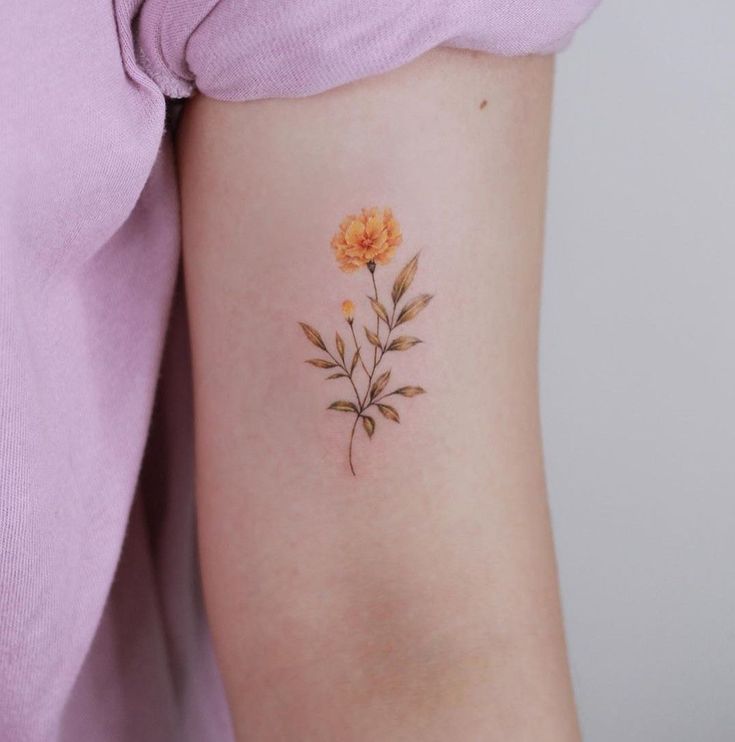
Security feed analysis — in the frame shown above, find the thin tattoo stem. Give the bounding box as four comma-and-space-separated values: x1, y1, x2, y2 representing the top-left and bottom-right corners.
349, 322, 370, 376
370, 269, 380, 369
347, 415, 359, 476
370, 390, 396, 405
324, 347, 363, 409
346, 373, 362, 408
337, 342, 364, 474
360, 350, 376, 410
359, 268, 394, 410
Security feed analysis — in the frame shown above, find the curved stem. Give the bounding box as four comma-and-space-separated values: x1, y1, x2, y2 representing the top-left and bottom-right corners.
349, 322, 370, 377
360, 270, 386, 409
324, 348, 342, 367
370, 271, 380, 369
346, 376, 362, 410
325, 347, 362, 408
374, 303, 398, 366
347, 414, 359, 476
371, 389, 397, 405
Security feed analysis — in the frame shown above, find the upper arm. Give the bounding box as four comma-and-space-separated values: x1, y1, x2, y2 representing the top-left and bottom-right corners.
177, 49, 576, 741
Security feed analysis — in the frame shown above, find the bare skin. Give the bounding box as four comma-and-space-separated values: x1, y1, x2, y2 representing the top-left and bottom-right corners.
177, 49, 579, 741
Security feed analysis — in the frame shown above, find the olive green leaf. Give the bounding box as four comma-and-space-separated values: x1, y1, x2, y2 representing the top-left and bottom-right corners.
395, 294, 433, 326
377, 404, 400, 423
306, 359, 338, 369
364, 326, 381, 347
370, 369, 391, 400
391, 253, 419, 305
350, 349, 361, 373
328, 400, 358, 412
393, 386, 425, 397
368, 297, 390, 324
299, 322, 326, 350
387, 336, 422, 352
335, 331, 345, 360
326, 372, 348, 380
362, 415, 375, 438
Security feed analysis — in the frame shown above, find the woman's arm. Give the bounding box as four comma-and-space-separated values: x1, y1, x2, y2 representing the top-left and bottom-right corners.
177, 48, 578, 741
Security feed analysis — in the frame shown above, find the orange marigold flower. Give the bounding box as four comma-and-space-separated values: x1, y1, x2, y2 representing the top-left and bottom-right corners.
341, 300, 355, 322
331, 207, 402, 273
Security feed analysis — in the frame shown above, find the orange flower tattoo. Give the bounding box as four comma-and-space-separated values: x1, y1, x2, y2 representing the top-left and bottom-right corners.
331, 207, 403, 272
300, 207, 432, 475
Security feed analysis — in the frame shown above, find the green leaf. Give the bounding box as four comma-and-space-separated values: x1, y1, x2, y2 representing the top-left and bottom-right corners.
395, 294, 432, 326
364, 326, 381, 347
299, 322, 326, 350
370, 369, 391, 400
387, 336, 422, 352
350, 348, 361, 373
377, 404, 400, 423
328, 400, 359, 412
391, 253, 419, 305
368, 297, 390, 324
393, 386, 425, 397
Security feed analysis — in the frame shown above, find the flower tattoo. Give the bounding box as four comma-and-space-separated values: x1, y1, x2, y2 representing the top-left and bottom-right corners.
299, 207, 433, 476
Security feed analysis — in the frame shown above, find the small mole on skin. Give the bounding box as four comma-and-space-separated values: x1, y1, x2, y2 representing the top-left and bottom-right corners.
479, 99, 488, 110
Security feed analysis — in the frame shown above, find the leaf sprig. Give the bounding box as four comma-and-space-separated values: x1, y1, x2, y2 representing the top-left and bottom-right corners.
299, 252, 432, 475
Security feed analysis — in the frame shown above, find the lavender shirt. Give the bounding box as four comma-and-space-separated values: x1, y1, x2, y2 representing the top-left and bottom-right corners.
1, 2, 599, 739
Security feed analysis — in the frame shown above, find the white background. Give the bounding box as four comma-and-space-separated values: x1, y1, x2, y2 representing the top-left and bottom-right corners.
542, 2, 735, 740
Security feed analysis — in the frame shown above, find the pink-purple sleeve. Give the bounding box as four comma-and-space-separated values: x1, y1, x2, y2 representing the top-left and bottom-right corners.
136, 0, 600, 101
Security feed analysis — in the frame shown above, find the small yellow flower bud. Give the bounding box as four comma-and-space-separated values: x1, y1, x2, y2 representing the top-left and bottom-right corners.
341, 300, 355, 323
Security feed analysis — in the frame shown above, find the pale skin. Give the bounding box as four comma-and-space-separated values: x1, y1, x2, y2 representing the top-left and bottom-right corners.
178, 49, 579, 740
